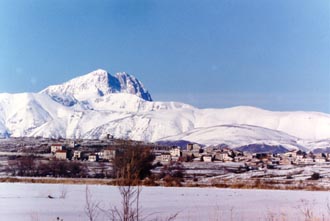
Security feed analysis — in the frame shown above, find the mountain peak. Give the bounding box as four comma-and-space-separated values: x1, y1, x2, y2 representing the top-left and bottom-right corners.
40, 69, 152, 106
87, 69, 109, 78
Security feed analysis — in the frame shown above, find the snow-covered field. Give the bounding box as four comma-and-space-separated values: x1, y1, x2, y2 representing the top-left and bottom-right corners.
1, 183, 330, 221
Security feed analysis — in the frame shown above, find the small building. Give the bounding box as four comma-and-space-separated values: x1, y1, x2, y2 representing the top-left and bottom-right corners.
102, 134, 114, 140
205, 146, 215, 154
214, 151, 232, 162
279, 156, 292, 165
234, 156, 246, 162
181, 150, 195, 161
154, 152, 172, 164
295, 155, 304, 162
73, 150, 83, 160
284, 150, 297, 158
55, 150, 67, 160
88, 154, 99, 162
299, 157, 314, 164
255, 153, 271, 160
50, 144, 64, 154
103, 149, 118, 161
315, 157, 326, 163
187, 143, 201, 152
67, 140, 76, 148
325, 153, 330, 161
270, 157, 281, 165
202, 155, 213, 162
243, 152, 254, 160
161, 153, 171, 162
170, 147, 181, 157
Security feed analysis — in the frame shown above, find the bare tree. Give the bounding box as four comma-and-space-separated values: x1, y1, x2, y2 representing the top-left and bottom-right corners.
85, 185, 100, 221
85, 144, 177, 221
104, 185, 141, 221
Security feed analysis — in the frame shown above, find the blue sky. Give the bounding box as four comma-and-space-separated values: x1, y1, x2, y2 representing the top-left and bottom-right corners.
0, 0, 329, 112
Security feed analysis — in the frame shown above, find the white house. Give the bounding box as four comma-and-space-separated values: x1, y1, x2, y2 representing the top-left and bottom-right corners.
156, 153, 171, 164
203, 155, 213, 162
88, 154, 99, 162
51, 144, 64, 154
170, 147, 181, 157
315, 157, 326, 163
73, 150, 82, 160
300, 158, 315, 164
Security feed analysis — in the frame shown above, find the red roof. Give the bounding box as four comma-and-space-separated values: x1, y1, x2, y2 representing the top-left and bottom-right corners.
55, 150, 67, 153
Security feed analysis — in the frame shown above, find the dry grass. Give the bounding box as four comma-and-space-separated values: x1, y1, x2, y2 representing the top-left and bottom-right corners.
1, 176, 329, 192
209, 177, 330, 191
0, 176, 116, 185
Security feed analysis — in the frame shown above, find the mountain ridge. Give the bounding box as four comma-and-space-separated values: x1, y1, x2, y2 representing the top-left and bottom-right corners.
0, 69, 329, 151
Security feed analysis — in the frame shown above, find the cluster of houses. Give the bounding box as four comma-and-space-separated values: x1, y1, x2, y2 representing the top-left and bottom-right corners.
50, 140, 330, 170
50, 142, 118, 162
154, 144, 330, 169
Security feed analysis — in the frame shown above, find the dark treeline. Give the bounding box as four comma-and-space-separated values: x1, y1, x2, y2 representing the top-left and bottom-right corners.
6, 155, 87, 178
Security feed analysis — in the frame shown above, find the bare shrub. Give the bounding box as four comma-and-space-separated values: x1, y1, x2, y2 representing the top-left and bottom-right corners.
105, 185, 142, 221
297, 199, 316, 221
310, 172, 321, 180
85, 185, 100, 221
59, 184, 68, 199
265, 210, 287, 221
29, 212, 40, 221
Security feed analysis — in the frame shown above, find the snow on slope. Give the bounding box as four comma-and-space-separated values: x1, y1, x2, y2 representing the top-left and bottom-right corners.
159, 124, 305, 150
0, 92, 72, 138
40, 69, 152, 106
0, 69, 330, 151
194, 106, 330, 141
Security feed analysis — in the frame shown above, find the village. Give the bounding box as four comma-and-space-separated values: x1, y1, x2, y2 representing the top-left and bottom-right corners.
49, 140, 329, 168
1, 136, 330, 187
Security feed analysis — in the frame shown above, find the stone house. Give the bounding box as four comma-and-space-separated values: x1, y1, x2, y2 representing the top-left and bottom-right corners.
55, 150, 67, 160
187, 143, 201, 153
214, 151, 232, 162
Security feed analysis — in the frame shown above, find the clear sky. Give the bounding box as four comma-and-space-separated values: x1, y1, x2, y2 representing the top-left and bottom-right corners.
0, 0, 329, 112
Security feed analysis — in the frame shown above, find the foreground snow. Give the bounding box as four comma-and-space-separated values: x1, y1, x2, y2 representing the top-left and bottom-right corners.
0, 183, 329, 221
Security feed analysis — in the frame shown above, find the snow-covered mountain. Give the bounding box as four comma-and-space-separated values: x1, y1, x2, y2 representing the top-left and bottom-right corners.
0, 69, 330, 151
40, 69, 152, 106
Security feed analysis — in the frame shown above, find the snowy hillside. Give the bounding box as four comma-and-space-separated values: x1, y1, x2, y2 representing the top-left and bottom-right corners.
159, 124, 306, 151
0, 69, 330, 151
40, 69, 152, 106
